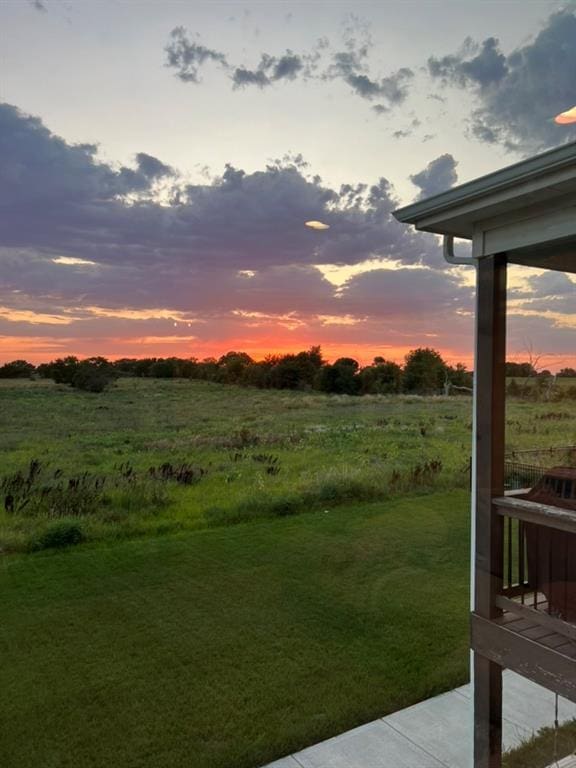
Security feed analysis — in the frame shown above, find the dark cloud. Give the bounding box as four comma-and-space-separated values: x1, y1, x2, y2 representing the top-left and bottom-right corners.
273, 53, 304, 80
339, 267, 472, 319
30, 0, 46, 10
428, 37, 507, 88
428, 9, 576, 152
410, 154, 458, 200
507, 312, 576, 361
165, 27, 229, 83
165, 26, 413, 112
0, 100, 472, 353
511, 271, 576, 315
0, 103, 163, 209
340, 68, 414, 103
135, 153, 175, 179
527, 272, 576, 299
231, 52, 306, 89
232, 67, 271, 89
325, 27, 413, 107
0, 102, 443, 278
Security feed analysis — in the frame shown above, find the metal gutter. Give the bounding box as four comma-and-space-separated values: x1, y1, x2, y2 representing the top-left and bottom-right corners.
443, 235, 476, 265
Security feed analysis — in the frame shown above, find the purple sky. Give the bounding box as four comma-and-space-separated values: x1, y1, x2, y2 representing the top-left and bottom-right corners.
1, 0, 576, 368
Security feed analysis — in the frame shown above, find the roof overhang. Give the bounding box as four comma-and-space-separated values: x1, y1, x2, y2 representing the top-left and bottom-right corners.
393, 141, 576, 271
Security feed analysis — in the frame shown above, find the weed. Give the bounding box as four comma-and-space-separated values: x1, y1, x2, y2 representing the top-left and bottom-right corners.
535, 411, 572, 421
31, 521, 85, 550
148, 462, 206, 485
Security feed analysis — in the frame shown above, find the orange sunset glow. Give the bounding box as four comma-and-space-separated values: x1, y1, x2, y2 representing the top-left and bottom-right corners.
2, 5, 576, 377
0, 333, 474, 369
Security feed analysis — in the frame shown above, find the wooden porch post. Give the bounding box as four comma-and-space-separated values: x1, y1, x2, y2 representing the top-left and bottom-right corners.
473, 253, 507, 768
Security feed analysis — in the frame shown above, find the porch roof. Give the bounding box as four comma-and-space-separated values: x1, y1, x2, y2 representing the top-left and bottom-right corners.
393, 141, 576, 270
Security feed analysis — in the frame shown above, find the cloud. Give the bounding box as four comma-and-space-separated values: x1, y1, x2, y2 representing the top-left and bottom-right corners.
0, 101, 483, 364
428, 37, 507, 88
0, 103, 171, 210
339, 266, 471, 319
135, 153, 175, 179
323, 25, 413, 106
231, 52, 306, 89
0, 102, 444, 277
339, 68, 414, 105
29, 0, 46, 10
527, 272, 576, 299
165, 27, 229, 83
165, 26, 413, 112
410, 154, 458, 199
427, 9, 576, 152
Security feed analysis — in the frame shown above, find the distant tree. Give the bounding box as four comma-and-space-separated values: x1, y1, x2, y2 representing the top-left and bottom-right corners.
358, 359, 402, 394
242, 359, 274, 388
43, 356, 80, 384
557, 367, 576, 378
444, 363, 473, 394
316, 358, 360, 395
179, 358, 198, 378
267, 347, 322, 390
217, 352, 254, 384
71, 357, 117, 393
196, 358, 219, 381
403, 348, 447, 393
133, 358, 158, 377
269, 356, 306, 389
0, 359, 35, 378
505, 361, 536, 378
113, 358, 140, 376
149, 358, 180, 378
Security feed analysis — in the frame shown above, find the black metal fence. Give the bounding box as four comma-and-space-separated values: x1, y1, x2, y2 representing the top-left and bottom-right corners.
505, 461, 546, 490
504, 446, 576, 490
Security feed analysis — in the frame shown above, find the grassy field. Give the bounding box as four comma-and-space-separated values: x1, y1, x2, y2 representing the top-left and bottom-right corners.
0, 490, 470, 768
2, 377, 575, 767
0, 377, 475, 552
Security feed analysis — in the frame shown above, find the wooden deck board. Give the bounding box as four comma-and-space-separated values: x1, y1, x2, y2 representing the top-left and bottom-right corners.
472, 613, 576, 702
499, 608, 576, 654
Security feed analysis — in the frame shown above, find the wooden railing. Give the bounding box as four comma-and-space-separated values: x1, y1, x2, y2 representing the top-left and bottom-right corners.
494, 495, 576, 639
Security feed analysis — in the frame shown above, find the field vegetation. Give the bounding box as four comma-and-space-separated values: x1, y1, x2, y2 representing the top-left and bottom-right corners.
3, 372, 576, 554
2, 373, 576, 767
0, 376, 473, 553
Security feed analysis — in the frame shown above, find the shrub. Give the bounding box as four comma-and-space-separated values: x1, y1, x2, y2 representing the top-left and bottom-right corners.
0, 359, 35, 378
507, 379, 521, 398
72, 359, 116, 393
32, 521, 85, 551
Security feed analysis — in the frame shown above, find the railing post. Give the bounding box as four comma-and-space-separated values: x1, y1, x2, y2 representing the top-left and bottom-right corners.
473, 254, 507, 768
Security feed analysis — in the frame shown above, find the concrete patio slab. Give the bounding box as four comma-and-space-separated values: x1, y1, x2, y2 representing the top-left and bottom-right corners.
554, 756, 576, 768
502, 671, 576, 731
261, 671, 576, 768
384, 688, 530, 768
293, 719, 447, 768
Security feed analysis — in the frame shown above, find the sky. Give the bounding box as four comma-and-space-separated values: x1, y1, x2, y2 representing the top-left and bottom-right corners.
1, 0, 576, 368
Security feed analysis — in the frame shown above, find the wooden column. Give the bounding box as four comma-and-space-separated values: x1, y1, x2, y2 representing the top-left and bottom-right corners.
473, 253, 507, 768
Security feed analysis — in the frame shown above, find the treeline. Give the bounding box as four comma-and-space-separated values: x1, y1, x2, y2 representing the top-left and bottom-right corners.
504, 362, 576, 378
0, 347, 474, 395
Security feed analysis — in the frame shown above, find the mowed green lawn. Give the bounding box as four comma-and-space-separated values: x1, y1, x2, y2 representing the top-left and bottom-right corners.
0, 490, 469, 768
